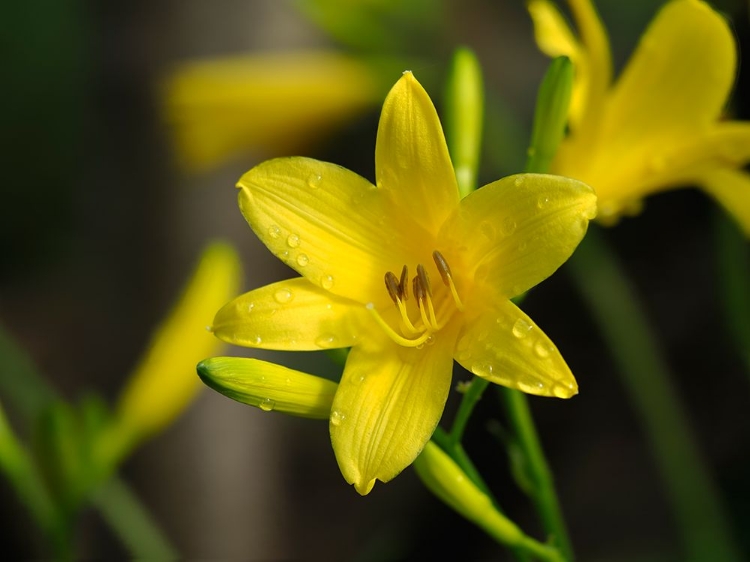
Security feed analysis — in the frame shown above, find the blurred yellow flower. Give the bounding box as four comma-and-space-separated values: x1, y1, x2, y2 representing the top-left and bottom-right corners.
97, 242, 242, 470
209, 72, 596, 494
164, 51, 382, 172
529, 0, 750, 231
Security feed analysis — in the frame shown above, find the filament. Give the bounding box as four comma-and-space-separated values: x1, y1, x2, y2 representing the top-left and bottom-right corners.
366, 303, 431, 348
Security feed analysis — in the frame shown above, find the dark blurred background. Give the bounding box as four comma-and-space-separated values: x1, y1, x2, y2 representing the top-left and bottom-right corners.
1, 0, 749, 559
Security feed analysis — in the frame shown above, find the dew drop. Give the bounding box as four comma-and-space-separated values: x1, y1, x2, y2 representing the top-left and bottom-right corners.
514, 176, 525, 187
287, 234, 300, 248
325, 303, 333, 310
471, 361, 495, 377
205, 325, 213, 332
537, 196, 550, 208
518, 378, 545, 394
534, 339, 554, 358
247, 302, 255, 312
330, 410, 345, 427
426, 335, 435, 346
479, 221, 496, 242
259, 398, 275, 412
351, 373, 366, 385
512, 318, 533, 339
285, 377, 292, 385
268, 225, 281, 239
253, 335, 262, 345
307, 173, 322, 189
456, 335, 470, 351
552, 384, 572, 398
274, 288, 293, 303
501, 217, 517, 236
315, 334, 336, 348
296, 253, 309, 267
321, 275, 334, 290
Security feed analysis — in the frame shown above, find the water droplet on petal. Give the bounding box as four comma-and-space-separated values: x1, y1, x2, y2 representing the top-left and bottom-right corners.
247, 302, 255, 312
287, 234, 300, 248
330, 410, 345, 427
205, 325, 213, 332
259, 398, 275, 412
479, 221, 496, 242
296, 253, 309, 267
501, 217, 517, 236
268, 225, 281, 239
351, 373, 366, 385
274, 288, 293, 303
537, 196, 550, 208
514, 176, 525, 187
307, 173, 322, 189
321, 275, 334, 290
471, 361, 495, 377
552, 384, 571, 398
534, 339, 554, 358
253, 335, 262, 345
517, 378, 545, 394
315, 334, 337, 348
512, 318, 533, 339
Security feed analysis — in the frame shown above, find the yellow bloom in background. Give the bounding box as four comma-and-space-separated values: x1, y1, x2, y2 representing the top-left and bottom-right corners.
210, 72, 596, 494
164, 51, 383, 172
96, 242, 242, 471
529, 0, 750, 231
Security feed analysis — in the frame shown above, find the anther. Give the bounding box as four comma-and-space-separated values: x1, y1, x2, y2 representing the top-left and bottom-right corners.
432, 250, 465, 312
399, 265, 409, 301
384, 271, 402, 304
416, 264, 432, 296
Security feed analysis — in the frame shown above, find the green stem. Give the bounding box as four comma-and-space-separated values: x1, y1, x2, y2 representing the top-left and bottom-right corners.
0, 402, 69, 556
567, 227, 741, 562
91, 478, 178, 560
714, 209, 750, 377
449, 377, 490, 445
0, 323, 178, 558
498, 388, 573, 561
432, 427, 494, 500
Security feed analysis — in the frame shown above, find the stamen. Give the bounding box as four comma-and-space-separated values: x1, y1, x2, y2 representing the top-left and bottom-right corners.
366, 303, 431, 348
432, 250, 465, 311
396, 299, 420, 334
413, 274, 438, 330
384, 271, 402, 304
416, 265, 440, 328
399, 265, 409, 301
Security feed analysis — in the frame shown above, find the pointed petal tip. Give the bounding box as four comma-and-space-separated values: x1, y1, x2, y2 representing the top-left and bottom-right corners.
354, 478, 376, 496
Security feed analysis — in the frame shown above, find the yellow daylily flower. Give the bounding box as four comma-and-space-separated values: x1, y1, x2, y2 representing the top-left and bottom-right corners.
211, 72, 596, 495
529, 0, 750, 232
164, 51, 382, 172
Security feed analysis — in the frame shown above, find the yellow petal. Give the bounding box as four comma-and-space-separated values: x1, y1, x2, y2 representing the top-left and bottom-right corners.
197, 357, 337, 419
237, 157, 424, 306
164, 51, 380, 172
413, 441, 524, 545
212, 278, 364, 351
527, 0, 588, 129
567, 0, 612, 124
441, 173, 596, 299
454, 299, 578, 398
330, 328, 458, 495
698, 168, 750, 236
114, 242, 242, 446
375, 72, 460, 233
604, 0, 735, 145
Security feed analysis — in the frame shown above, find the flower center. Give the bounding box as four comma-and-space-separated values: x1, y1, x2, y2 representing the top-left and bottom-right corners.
366, 250, 464, 348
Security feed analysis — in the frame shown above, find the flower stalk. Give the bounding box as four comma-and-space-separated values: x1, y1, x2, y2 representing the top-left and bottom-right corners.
567, 227, 741, 562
